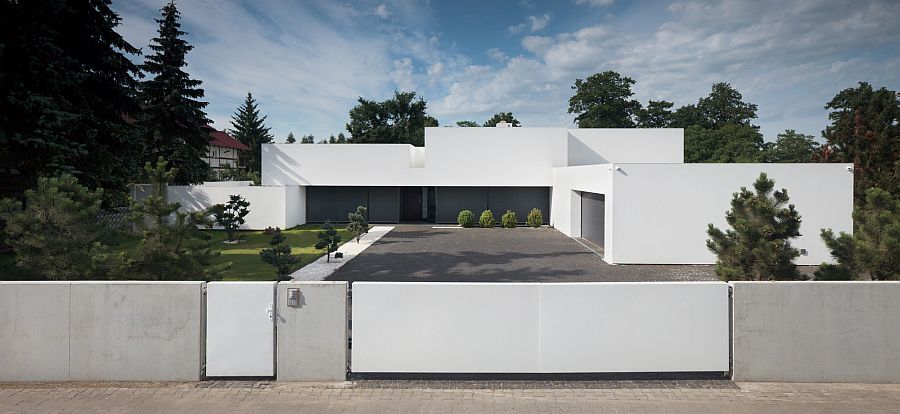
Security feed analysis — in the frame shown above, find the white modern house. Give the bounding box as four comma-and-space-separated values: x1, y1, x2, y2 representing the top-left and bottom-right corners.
169, 126, 853, 265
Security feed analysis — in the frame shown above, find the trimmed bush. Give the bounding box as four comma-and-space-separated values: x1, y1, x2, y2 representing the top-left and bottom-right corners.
479, 210, 495, 228
457, 210, 475, 228
501, 210, 517, 228
527, 208, 543, 228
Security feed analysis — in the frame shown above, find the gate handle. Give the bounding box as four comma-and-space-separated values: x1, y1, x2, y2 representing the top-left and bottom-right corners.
266, 303, 274, 321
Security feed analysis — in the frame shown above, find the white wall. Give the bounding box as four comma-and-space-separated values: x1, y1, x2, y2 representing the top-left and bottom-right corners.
284, 185, 307, 228
732, 282, 900, 383
567, 128, 683, 166
168, 185, 290, 230
261, 128, 681, 188
550, 165, 613, 261
351, 282, 730, 373
608, 163, 854, 265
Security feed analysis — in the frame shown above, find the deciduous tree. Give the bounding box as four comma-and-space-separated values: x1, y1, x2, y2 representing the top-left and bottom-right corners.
568, 71, 642, 128
683, 125, 765, 163
483, 112, 521, 127
818, 82, 899, 203
764, 130, 818, 163
456, 121, 479, 127
346, 91, 434, 146
637, 100, 675, 128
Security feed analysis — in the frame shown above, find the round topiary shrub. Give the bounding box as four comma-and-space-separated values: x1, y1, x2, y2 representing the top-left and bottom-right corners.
457, 210, 475, 228
479, 210, 495, 228
501, 210, 517, 228
526, 208, 543, 228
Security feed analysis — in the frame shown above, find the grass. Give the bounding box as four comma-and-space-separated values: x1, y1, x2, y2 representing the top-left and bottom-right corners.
0, 224, 356, 282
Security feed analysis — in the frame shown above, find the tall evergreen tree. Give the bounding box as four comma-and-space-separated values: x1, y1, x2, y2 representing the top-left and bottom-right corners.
300, 134, 315, 144
138, 1, 211, 185
0, 0, 142, 202
230, 92, 273, 174
285, 132, 296, 144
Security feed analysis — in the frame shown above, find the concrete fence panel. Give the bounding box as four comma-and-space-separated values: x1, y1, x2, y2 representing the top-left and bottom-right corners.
732, 281, 900, 383
0, 282, 204, 382
276, 281, 348, 381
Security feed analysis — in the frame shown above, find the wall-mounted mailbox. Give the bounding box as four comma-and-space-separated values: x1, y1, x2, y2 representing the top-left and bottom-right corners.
287, 288, 300, 307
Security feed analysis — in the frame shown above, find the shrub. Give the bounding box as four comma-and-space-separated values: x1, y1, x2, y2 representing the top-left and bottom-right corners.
315, 220, 341, 262
214, 194, 251, 242
526, 208, 543, 228
259, 228, 299, 281
347, 205, 369, 242
457, 210, 475, 227
479, 210, 495, 228
501, 210, 517, 228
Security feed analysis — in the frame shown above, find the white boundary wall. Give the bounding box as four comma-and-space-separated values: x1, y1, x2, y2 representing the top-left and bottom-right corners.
134, 184, 306, 230
732, 281, 900, 383
351, 282, 730, 373
0, 282, 204, 381
608, 163, 853, 264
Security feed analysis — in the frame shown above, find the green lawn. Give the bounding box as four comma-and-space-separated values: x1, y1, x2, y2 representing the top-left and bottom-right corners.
0, 224, 355, 282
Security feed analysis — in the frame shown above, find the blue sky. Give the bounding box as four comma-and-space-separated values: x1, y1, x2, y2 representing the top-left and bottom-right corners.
114, 0, 900, 143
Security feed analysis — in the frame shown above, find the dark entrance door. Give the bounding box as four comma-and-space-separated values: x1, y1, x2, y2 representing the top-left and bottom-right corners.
401, 187, 423, 222
581, 192, 605, 249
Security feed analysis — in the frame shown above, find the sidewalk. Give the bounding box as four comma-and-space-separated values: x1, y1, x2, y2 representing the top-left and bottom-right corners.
2, 381, 899, 413
291, 225, 394, 281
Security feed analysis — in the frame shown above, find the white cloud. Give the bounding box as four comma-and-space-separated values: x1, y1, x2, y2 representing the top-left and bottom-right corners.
509, 14, 552, 33
391, 58, 416, 91
487, 48, 509, 62
574, 0, 615, 7
434, 0, 900, 138
372, 4, 391, 18
427, 62, 444, 78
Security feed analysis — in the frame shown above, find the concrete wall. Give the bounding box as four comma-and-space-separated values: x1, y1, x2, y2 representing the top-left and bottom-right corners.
276, 282, 348, 381
609, 163, 854, 264
351, 282, 730, 373
732, 281, 900, 383
284, 185, 307, 228
0, 282, 204, 381
169, 184, 291, 230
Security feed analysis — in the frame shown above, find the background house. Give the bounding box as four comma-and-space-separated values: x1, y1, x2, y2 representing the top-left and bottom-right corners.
205, 126, 249, 172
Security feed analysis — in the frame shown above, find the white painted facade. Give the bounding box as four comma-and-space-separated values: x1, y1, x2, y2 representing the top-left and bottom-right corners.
168, 127, 853, 265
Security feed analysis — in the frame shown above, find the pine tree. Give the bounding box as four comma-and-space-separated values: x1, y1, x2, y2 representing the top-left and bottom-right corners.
286, 132, 296, 144
300, 134, 315, 144
347, 206, 368, 242
259, 228, 299, 281
117, 157, 230, 281
315, 220, 341, 262
816, 187, 899, 280
230, 92, 274, 174
0, 175, 107, 280
138, 1, 211, 185
0, 0, 143, 202
213, 194, 251, 242
706, 173, 803, 281
336, 133, 348, 143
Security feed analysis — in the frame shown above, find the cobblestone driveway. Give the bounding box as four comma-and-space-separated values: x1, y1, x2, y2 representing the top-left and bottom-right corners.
2, 381, 899, 413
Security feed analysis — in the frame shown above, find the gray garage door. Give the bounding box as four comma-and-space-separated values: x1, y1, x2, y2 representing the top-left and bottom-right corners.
581, 192, 604, 248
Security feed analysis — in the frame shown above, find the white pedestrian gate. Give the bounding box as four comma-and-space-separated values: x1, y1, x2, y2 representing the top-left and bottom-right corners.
206, 282, 276, 377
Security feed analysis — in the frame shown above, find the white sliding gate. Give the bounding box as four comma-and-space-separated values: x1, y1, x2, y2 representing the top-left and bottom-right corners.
206, 282, 276, 377
351, 282, 730, 373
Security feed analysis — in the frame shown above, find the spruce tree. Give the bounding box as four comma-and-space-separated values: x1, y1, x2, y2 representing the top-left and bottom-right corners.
300, 134, 315, 144
230, 92, 274, 174
286, 132, 296, 144
0, 0, 143, 202
138, 1, 211, 185
706, 173, 803, 281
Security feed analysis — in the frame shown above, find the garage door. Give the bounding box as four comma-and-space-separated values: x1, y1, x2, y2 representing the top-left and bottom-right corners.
581, 192, 604, 248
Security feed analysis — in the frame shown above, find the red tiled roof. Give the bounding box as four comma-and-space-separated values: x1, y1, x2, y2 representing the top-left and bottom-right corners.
207, 127, 250, 151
